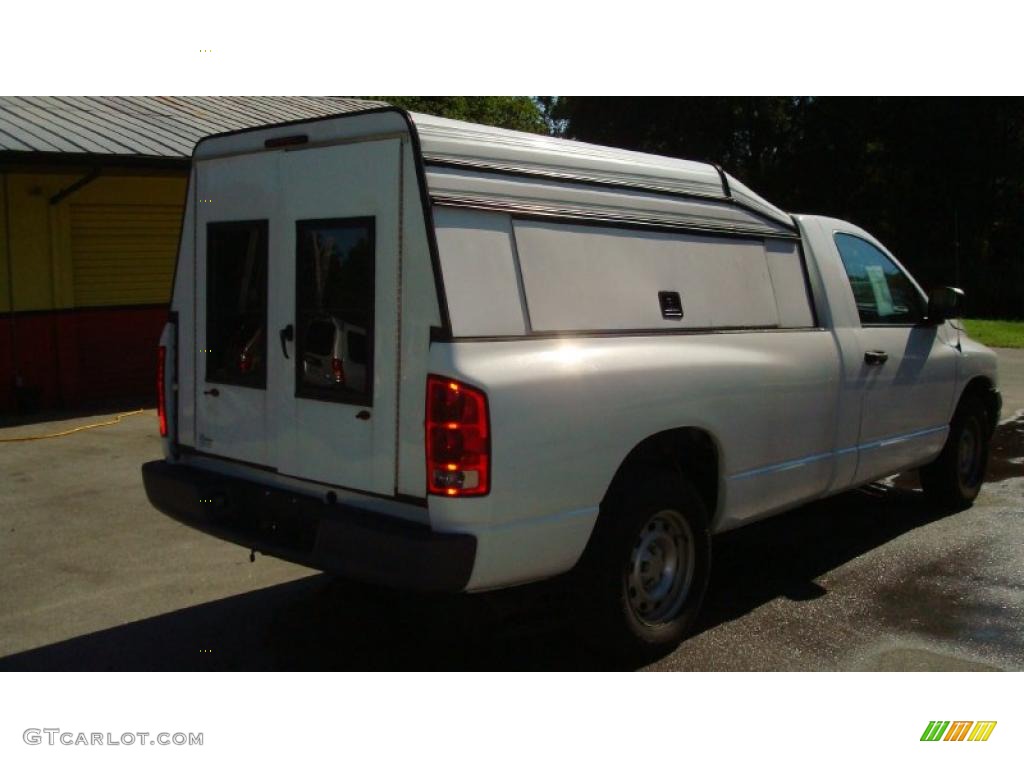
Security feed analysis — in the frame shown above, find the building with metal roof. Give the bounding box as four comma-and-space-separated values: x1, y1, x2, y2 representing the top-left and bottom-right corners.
0, 97, 382, 413
0, 96, 382, 161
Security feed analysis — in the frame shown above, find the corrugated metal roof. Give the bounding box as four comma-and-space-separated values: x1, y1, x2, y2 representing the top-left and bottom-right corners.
0, 96, 385, 159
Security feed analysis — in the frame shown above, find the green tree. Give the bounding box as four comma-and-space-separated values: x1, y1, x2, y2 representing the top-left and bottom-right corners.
370, 96, 547, 134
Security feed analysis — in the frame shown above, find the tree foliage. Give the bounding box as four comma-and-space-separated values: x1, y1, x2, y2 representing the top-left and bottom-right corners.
550, 97, 1024, 319
372, 96, 547, 134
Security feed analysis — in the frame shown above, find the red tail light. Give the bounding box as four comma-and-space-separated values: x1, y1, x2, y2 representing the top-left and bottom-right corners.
426, 375, 490, 496
331, 357, 345, 385
156, 345, 168, 437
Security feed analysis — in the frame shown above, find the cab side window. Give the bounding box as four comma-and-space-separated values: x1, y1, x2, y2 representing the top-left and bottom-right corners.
834, 233, 923, 325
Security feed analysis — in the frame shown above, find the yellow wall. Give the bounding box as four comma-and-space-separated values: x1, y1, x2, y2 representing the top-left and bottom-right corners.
0, 170, 187, 313
0, 176, 8, 313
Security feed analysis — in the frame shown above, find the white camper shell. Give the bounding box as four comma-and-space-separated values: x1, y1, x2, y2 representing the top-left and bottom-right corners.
143, 107, 1000, 659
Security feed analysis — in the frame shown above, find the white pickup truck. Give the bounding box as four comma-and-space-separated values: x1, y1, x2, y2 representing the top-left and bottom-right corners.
142, 107, 1001, 659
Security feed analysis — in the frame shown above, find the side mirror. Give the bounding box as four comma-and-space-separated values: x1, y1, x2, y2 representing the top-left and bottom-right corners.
927, 286, 964, 324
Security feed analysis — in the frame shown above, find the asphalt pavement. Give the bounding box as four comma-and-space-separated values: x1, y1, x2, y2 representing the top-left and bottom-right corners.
1, 353, 1021, 671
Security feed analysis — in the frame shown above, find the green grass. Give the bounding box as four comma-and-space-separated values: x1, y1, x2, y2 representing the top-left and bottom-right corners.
962, 319, 1024, 349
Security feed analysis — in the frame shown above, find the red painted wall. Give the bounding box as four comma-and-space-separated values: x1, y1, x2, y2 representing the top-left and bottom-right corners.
0, 305, 167, 413
0, 318, 16, 412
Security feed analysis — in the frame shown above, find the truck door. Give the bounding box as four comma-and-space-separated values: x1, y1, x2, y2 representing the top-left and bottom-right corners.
269, 139, 402, 496
832, 232, 959, 483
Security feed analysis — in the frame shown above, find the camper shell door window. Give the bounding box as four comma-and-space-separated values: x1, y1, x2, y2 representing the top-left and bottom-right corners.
205, 220, 269, 389
294, 217, 375, 406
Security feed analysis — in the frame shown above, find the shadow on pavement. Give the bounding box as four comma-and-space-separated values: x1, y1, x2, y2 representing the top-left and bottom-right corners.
0, 486, 958, 671
2, 417, 1021, 671
0, 396, 153, 429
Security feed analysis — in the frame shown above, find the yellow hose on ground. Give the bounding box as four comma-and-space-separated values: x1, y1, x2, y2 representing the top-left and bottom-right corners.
0, 409, 145, 443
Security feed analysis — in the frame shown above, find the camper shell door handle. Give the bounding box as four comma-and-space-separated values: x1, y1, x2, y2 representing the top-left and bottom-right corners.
279, 324, 294, 358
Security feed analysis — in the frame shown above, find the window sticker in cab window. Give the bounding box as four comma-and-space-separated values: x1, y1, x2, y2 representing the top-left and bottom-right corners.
864, 264, 896, 317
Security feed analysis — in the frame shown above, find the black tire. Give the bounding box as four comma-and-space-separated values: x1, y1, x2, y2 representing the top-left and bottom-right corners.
919, 395, 991, 510
577, 469, 711, 663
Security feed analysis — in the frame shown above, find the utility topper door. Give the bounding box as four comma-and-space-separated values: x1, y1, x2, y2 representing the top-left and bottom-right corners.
269, 139, 403, 495
194, 153, 280, 467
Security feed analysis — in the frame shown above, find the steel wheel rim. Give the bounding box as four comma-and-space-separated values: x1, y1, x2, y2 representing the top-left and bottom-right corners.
626, 508, 695, 625
958, 418, 983, 488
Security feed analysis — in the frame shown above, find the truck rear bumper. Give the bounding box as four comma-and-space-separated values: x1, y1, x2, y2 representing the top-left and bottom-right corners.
141, 460, 476, 592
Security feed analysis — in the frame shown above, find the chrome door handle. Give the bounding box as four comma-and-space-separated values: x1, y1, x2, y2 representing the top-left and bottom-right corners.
203, 388, 220, 397
864, 350, 889, 366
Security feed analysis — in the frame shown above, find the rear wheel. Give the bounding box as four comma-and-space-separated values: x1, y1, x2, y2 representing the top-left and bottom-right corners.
579, 470, 711, 663
920, 396, 991, 509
